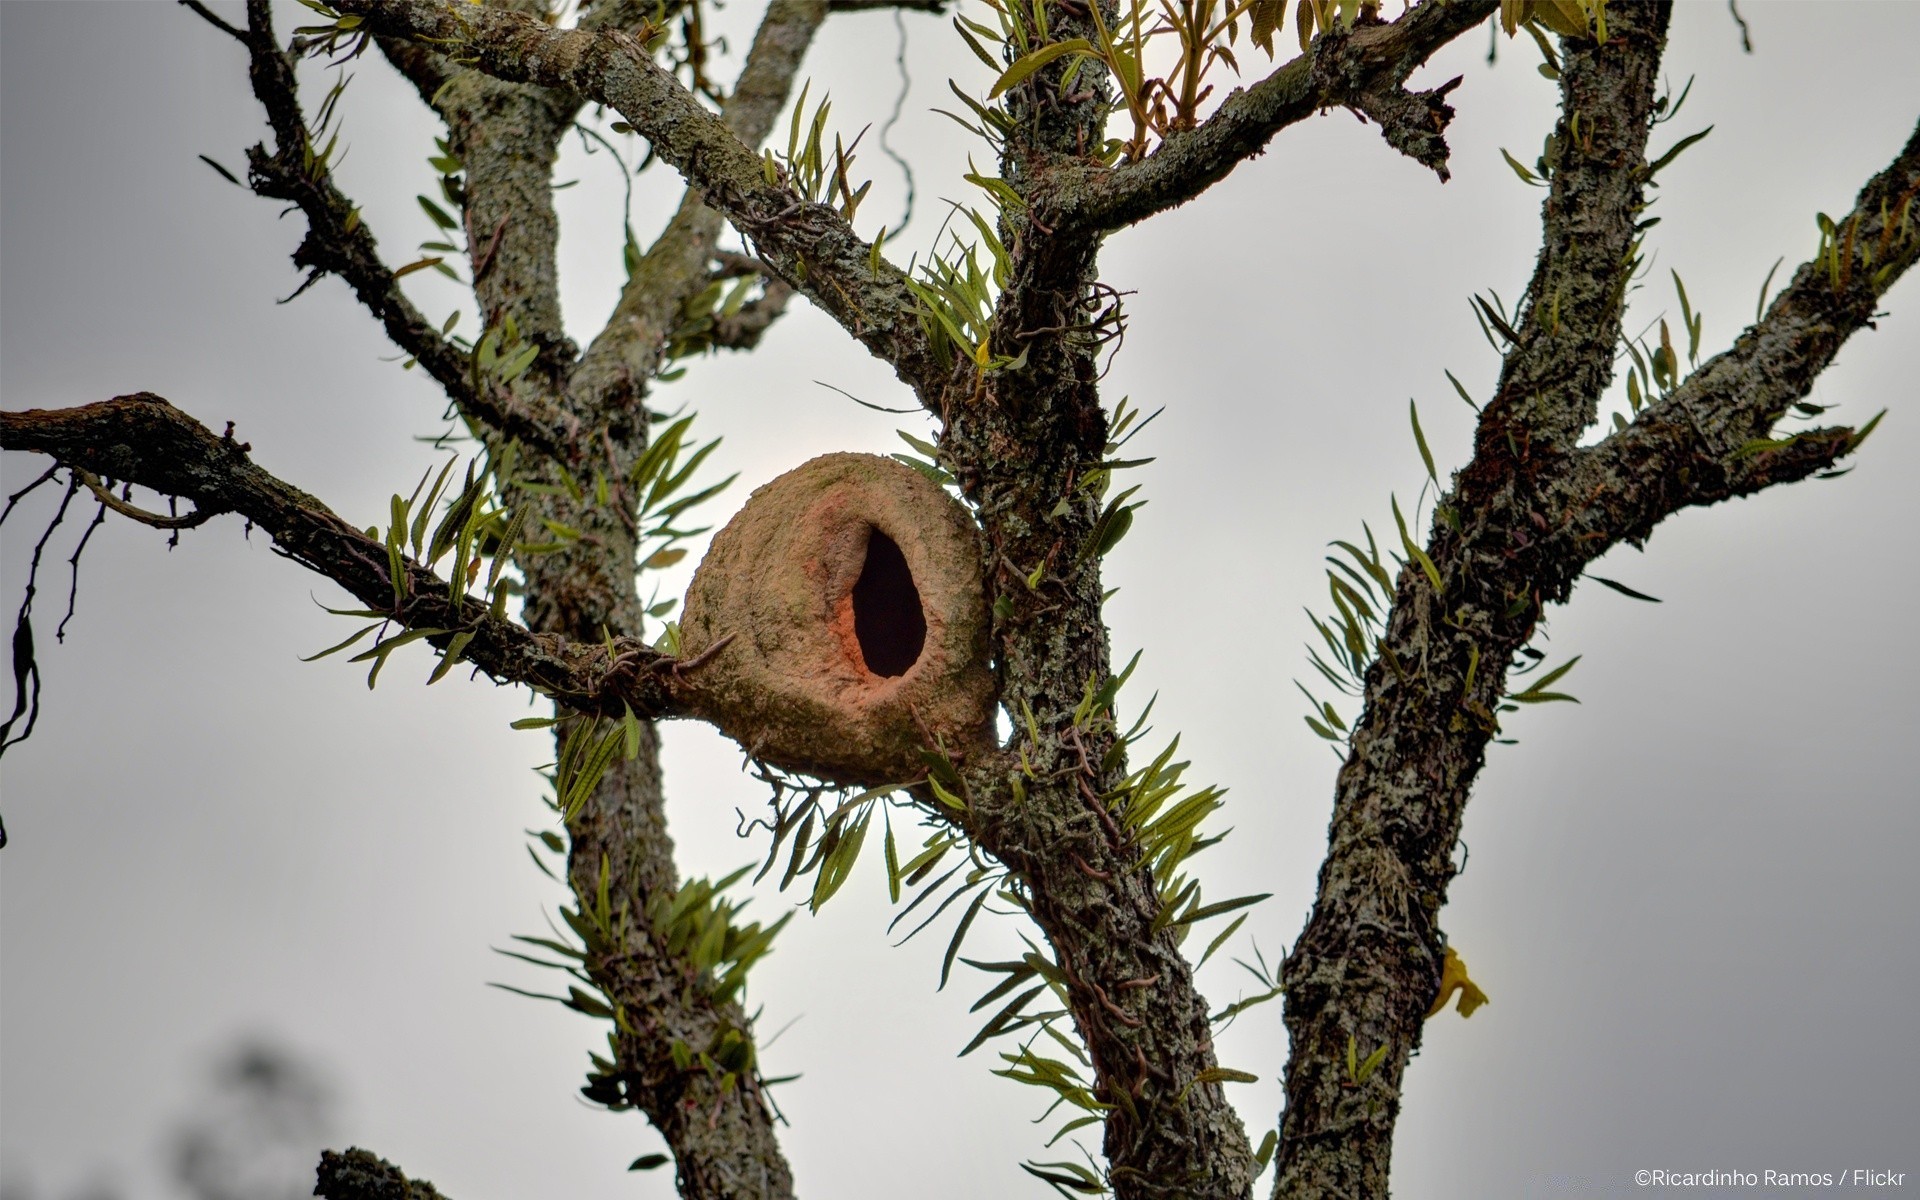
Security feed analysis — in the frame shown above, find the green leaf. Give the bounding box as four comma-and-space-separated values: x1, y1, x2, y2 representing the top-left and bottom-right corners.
1847, 408, 1887, 453
300, 622, 382, 662
1252, 1129, 1278, 1174
1355, 1040, 1390, 1083
1020, 1159, 1106, 1195
1499, 147, 1544, 186
629, 1155, 669, 1171
393, 255, 443, 280
1509, 654, 1581, 704
989, 39, 1095, 99
417, 195, 458, 230
1390, 496, 1444, 594
1197, 913, 1249, 970
1409, 399, 1438, 481
1645, 125, 1713, 180
960, 984, 1045, 1057
883, 812, 901, 905
1589, 575, 1662, 603
1192, 1066, 1259, 1085
940, 886, 991, 990
426, 629, 476, 684
1169, 892, 1271, 928
197, 155, 242, 186
809, 804, 871, 912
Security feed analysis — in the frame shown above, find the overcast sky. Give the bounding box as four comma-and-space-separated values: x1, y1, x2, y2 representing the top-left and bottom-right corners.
3, 3, 1916, 1199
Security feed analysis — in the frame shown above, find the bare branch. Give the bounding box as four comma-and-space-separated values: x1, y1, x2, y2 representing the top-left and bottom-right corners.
1042, 0, 1497, 234
333, 0, 944, 403
178, 0, 246, 42
0, 395, 674, 718
74, 469, 216, 530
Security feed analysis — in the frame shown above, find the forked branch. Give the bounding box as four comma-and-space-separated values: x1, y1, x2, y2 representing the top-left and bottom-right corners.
1041, 0, 1498, 234
332, 0, 945, 402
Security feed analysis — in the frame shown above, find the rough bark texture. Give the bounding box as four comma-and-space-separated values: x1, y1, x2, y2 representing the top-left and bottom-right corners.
415, 8, 829, 1198
1038, 0, 1497, 234
939, 4, 1257, 1194
1272, 9, 1919, 1197
315, 1148, 450, 1200
335, 0, 946, 404
0, 394, 664, 715
8, 2, 1914, 1198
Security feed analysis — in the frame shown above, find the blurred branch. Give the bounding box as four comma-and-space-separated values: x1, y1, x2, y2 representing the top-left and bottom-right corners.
315, 1150, 448, 1200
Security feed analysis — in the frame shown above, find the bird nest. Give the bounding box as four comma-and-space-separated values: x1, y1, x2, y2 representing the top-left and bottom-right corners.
677, 452, 995, 784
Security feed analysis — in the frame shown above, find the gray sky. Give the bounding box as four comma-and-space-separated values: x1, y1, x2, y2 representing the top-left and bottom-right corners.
3, 2, 1916, 1198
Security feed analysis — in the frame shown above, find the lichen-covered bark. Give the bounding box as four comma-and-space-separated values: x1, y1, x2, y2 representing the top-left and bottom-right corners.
336, 0, 946, 403
939, 6, 1257, 1195
1273, 9, 1674, 1194
423, 8, 823, 1197
1272, 10, 1919, 1197
0, 395, 663, 713
12, 5, 1914, 1199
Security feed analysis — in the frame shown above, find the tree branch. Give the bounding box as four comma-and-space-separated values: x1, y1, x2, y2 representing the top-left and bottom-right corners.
1041, 0, 1497, 234
925, 4, 1260, 1197
334, 0, 945, 404
568, 0, 826, 418
1476, 0, 1672, 449
218, 1, 576, 458
1270, 12, 1920, 1199
316, 1149, 450, 1200
706, 279, 797, 351
0, 395, 673, 718
1570, 114, 1920, 543
1273, 6, 1670, 1194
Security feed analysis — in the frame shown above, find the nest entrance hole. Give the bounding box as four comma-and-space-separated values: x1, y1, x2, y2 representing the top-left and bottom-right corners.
852, 527, 926, 678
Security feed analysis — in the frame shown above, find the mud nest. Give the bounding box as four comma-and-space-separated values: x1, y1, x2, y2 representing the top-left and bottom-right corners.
678, 452, 995, 784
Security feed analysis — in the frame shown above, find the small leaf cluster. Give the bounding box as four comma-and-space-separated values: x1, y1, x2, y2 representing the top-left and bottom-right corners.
302, 450, 520, 687
1295, 408, 1583, 748
397, 136, 468, 288
761, 83, 872, 224
965, 0, 1324, 166
502, 833, 788, 1113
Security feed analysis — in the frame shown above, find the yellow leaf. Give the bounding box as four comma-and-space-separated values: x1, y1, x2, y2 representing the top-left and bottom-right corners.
1426, 945, 1490, 1018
